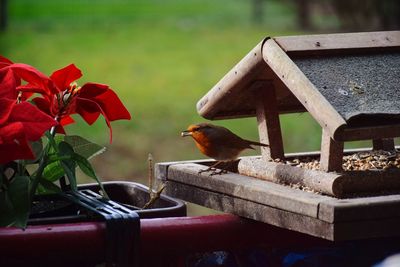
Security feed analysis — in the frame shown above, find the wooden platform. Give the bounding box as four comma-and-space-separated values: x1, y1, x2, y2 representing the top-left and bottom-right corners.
156, 158, 400, 241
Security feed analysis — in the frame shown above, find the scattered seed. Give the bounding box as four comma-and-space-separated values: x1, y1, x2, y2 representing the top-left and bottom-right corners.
275, 149, 400, 171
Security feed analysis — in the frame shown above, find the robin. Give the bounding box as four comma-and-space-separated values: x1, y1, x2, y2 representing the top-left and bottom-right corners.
181, 123, 269, 174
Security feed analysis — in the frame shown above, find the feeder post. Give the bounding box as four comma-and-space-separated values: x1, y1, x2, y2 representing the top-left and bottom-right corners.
255, 83, 284, 161
320, 128, 344, 172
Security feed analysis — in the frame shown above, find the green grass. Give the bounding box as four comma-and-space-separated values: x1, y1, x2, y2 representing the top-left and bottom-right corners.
1, 0, 364, 185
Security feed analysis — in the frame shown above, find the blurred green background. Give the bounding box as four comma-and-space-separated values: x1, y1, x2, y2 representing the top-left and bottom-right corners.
1, 0, 399, 186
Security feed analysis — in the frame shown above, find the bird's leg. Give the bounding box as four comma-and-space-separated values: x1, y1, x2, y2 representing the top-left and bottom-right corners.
198, 161, 222, 174
210, 168, 228, 176
198, 161, 229, 176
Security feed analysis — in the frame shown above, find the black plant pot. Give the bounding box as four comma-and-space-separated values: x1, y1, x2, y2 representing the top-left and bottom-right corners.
28, 181, 186, 225
80, 181, 186, 219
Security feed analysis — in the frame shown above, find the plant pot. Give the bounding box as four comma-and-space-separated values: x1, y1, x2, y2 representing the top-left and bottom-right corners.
27, 181, 186, 225
0, 181, 186, 267
80, 181, 187, 219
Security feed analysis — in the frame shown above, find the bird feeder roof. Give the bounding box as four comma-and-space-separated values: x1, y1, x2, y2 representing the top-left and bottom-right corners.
197, 31, 400, 141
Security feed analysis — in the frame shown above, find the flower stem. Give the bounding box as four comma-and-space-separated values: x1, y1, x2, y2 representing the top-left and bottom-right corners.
29, 125, 57, 201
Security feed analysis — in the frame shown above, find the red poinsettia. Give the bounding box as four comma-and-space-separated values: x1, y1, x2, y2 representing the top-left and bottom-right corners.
32, 64, 131, 141
0, 55, 132, 228
0, 56, 53, 100
0, 99, 57, 164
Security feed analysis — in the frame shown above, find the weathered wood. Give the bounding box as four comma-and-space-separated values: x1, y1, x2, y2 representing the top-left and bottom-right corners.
155, 158, 213, 181
196, 31, 400, 121
373, 138, 395, 151
320, 128, 344, 172
166, 180, 335, 240
196, 39, 270, 120
165, 170, 400, 241
196, 32, 400, 146
167, 163, 330, 218
255, 82, 284, 160
161, 158, 400, 240
336, 124, 400, 141
319, 195, 400, 223
238, 157, 344, 197
274, 31, 400, 57
340, 170, 400, 196
239, 156, 400, 198
262, 38, 347, 139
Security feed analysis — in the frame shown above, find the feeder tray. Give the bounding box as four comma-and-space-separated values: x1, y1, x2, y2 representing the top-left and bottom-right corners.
157, 159, 400, 241
160, 31, 400, 241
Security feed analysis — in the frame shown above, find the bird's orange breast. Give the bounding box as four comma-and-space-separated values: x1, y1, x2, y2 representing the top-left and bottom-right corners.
191, 132, 215, 158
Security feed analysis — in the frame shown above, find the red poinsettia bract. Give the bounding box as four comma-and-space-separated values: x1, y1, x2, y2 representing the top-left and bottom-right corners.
33, 64, 131, 141
0, 56, 55, 102
0, 99, 57, 164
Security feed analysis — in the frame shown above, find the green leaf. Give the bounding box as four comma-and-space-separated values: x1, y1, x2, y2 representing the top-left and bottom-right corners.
0, 176, 31, 228
54, 135, 65, 144
74, 153, 96, 178
9, 176, 30, 228
38, 179, 62, 194
0, 191, 14, 227
42, 161, 65, 182
73, 153, 109, 199
59, 142, 77, 191
25, 140, 43, 164
64, 135, 106, 159
60, 161, 77, 191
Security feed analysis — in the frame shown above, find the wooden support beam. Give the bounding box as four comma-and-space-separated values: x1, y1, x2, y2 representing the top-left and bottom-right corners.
274, 31, 400, 57
255, 83, 284, 160
320, 128, 344, 172
337, 124, 400, 141
373, 138, 395, 151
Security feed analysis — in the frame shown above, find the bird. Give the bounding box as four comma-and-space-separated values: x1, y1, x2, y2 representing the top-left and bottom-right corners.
181, 123, 269, 175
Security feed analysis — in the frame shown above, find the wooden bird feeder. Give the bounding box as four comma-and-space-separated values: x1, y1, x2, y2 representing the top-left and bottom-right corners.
157, 31, 400, 241
197, 30, 400, 197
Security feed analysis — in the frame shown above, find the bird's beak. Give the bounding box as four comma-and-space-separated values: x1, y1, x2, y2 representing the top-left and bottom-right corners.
181, 130, 192, 137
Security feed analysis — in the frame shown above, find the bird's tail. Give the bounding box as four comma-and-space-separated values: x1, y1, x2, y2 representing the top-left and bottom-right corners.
246, 140, 269, 148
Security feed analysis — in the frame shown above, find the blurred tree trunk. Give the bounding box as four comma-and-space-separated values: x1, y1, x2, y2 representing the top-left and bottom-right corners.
332, 0, 400, 31
0, 0, 7, 31
252, 0, 264, 24
295, 0, 311, 30
379, 0, 400, 30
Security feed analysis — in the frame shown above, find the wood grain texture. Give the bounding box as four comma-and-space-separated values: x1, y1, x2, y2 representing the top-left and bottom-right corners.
262, 38, 347, 139
155, 159, 212, 181
319, 195, 400, 223
196, 38, 270, 120
158, 158, 400, 240
167, 163, 330, 218
338, 124, 400, 141
320, 128, 344, 172
166, 180, 334, 240
196, 31, 400, 144
274, 31, 400, 56
238, 157, 344, 197
255, 83, 285, 160
239, 156, 400, 197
